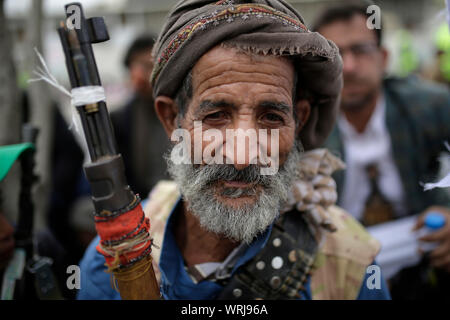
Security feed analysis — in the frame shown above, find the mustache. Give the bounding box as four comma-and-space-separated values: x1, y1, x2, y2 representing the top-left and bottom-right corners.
221, 186, 257, 198
192, 164, 273, 187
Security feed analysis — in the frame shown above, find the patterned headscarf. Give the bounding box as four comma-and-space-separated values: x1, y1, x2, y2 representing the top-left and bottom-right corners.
151, 0, 343, 149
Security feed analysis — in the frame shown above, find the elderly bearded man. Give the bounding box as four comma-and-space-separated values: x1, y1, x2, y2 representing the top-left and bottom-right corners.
78, 0, 390, 300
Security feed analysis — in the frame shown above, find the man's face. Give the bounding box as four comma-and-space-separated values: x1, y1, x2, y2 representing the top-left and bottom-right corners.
183, 46, 298, 198
161, 46, 306, 243
129, 49, 154, 100
318, 14, 387, 111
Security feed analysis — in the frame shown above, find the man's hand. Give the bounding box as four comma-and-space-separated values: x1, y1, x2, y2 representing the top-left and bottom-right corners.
413, 206, 450, 272
0, 214, 15, 270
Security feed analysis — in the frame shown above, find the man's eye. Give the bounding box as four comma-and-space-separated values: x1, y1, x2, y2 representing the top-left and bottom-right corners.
205, 111, 227, 120
261, 113, 284, 123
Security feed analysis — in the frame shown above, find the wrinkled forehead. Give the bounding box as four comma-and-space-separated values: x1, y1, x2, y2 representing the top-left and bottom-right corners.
191, 45, 296, 97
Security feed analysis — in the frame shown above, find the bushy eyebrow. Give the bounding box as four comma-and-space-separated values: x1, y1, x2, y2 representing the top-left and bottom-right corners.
258, 101, 291, 115
195, 100, 291, 116
195, 100, 236, 116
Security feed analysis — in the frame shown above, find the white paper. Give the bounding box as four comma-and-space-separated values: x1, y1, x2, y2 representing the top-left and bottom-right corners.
367, 215, 423, 279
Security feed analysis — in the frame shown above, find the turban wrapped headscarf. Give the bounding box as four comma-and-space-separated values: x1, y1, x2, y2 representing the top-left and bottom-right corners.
151, 0, 343, 149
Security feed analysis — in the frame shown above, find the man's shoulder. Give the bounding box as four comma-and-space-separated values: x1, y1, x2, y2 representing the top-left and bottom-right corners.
384, 76, 450, 114
384, 76, 450, 163
143, 180, 180, 222
319, 205, 380, 264
142, 180, 180, 283
143, 180, 180, 257
77, 236, 121, 300
310, 206, 382, 299
385, 75, 449, 95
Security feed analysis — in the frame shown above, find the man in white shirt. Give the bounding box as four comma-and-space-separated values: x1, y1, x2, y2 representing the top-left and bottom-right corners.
338, 94, 407, 220
313, 3, 450, 274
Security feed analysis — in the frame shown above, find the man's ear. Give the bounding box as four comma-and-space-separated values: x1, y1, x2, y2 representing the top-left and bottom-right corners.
294, 98, 311, 135
154, 96, 179, 138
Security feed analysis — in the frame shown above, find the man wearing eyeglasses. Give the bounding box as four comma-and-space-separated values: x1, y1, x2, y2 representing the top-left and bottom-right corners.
313, 2, 450, 287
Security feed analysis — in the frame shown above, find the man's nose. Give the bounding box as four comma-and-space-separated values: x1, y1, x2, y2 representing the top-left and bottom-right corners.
225, 118, 259, 171
342, 52, 358, 74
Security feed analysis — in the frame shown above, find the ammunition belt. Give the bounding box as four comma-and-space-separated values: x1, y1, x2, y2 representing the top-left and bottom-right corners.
217, 210, 317, 300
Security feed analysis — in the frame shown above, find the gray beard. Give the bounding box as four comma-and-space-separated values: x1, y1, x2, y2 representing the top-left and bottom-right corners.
165, 142, 302, 244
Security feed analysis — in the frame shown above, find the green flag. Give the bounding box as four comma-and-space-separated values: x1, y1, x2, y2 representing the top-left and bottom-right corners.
0, 143, 35, 182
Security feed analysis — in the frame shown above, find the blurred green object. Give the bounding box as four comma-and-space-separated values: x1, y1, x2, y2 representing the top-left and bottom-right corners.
436, 22, 450, 52
435, 23, 450, 82
0, 143, 35, 182
397, 29, 419, 77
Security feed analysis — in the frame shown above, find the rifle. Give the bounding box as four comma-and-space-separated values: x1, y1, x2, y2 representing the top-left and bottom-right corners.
1, 124, 62, 300
57, 2, 159, 299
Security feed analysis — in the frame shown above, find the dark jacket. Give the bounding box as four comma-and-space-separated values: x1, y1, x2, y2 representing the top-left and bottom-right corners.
324, 76, 450, 217
111, 95, 170, 198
